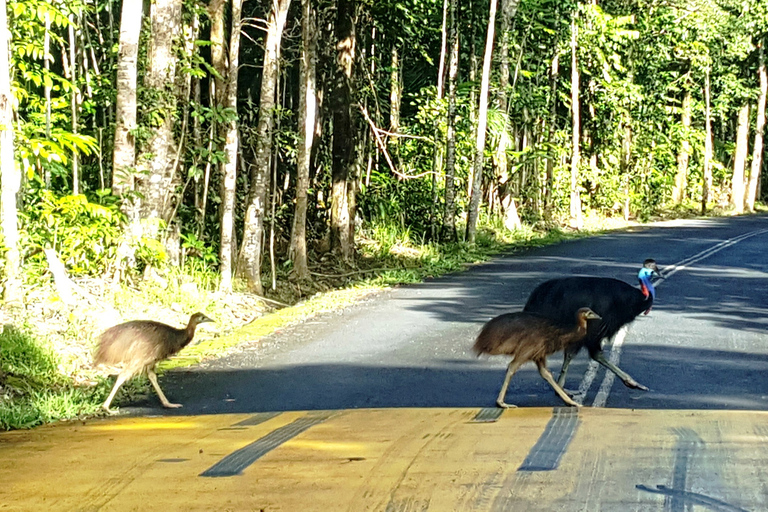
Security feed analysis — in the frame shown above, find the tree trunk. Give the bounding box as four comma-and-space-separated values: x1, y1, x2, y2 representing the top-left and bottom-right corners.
136, 0, 183, 221
389, 47, 401, 135
441, 0, 459, 242
68, 17, 79, 195
702, 67, 713, 214
544, 46, 559, 218
208, 0, 227, 106
672, 89, 691, 204
466, 0, 498, 243
218, 0, 244, 293
495, 0, 521, 231
236, 0, 291, 294
290, 0, 318, 280
0, 0, 21, 303
569, 13, 582, 228
330, 0, 356, 261
746, 41, 766, 212
429, 0, 449, 240
730, 104, 750, 213
112, 0, 142, 201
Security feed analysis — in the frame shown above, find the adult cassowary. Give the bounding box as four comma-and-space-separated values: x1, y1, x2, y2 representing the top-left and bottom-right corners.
523, 259, 662, 391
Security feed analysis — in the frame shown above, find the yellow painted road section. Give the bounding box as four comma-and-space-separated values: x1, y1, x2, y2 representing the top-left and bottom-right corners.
1, 408, 767, 511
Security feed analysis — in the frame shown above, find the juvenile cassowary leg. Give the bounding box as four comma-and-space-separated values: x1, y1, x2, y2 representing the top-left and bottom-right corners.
556, 345, 580, 387
496, 359, 525, 409
536, 358, 581, 407
147, 367, 183, 408
590, 349, 649, 391
102, 372, 130, 413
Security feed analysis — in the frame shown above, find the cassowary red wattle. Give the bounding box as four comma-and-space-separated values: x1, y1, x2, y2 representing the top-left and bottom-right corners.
523, 259, 662, 391
474, 307, 601, 408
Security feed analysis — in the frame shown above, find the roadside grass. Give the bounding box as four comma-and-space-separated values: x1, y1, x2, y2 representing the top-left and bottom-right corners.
0, 210, 711, 430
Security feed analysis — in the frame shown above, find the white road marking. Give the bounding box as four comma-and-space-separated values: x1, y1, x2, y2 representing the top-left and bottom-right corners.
586, 226, 768, 407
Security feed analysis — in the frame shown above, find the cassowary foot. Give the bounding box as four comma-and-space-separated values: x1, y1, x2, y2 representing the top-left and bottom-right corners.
496, 399, 518, 409
623, 379, 649, 391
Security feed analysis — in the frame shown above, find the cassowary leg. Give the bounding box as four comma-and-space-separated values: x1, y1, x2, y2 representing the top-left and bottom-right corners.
147, 367, 183, 408
496, 360, 524, 409
590, 350, 649, 391
102, 372, 130, 413
536, 359, 580, 407
556, 347, 579, 387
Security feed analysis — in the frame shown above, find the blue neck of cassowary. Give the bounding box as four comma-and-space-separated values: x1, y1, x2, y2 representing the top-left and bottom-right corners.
638, 267, 655, 301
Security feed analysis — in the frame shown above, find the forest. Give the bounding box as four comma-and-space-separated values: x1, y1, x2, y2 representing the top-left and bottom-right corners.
0, 0, 767, 427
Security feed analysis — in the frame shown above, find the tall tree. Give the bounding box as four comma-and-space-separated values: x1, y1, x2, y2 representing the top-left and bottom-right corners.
672, 89, 692, 204
289, 0, 318, 280
466, 0, 498, 243
330, 0, 356, 260
495, 0, 521, 231
0, 0, 21, 303
730, 104, 749, 213
237, 0, 291, 294
441, 0, 459, 242
218, 0, 244, 293
569, 11, 582, 228
702, 66, 713, 213
112, 0, 143, 201
746, 40, 766, 212
135, 0, 183, 221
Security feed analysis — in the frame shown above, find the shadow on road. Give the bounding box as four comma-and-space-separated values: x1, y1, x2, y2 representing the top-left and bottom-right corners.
126, 343, 768, 416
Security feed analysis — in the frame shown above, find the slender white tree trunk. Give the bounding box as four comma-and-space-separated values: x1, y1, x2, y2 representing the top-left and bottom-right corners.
569, 13, 582, 228
702, 67, 713, 214
289, 0, 317, 280
218, 0, 244, 293
466, 0, 498, 243
136, 0, 183, 221
746, 42, 766, 212
0, 0, 21, 303
672, 90, 691, 204
330, 0, 355, 261
496, 0, 521, 231
237, 0, 291, 293
112, 0, 142, 201
441, 0, 459, 241
730, 104, 750, 213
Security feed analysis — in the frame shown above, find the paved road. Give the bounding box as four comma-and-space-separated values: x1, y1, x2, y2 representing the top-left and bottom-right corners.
3, 214, 768, 511
133, 214, 768, 414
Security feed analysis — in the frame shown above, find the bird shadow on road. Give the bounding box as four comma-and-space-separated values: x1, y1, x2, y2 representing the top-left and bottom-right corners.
124, 343, 768, 417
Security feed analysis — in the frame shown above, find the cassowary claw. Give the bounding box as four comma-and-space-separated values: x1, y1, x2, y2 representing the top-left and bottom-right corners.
624, 379, 649, 391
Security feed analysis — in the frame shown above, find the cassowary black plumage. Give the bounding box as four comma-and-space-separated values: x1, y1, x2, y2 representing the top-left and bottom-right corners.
94, 312, 213, 412
523, 259, 662, 391
474, 307, 601, 408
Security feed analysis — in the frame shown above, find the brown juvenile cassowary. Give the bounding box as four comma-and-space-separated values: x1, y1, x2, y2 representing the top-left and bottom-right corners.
474, 307, 601, 408
523, 259, 662, 391
94, 312, 213, 413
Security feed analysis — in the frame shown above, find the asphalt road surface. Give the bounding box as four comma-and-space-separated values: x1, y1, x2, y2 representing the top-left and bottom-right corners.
4, 215, 768, 512
130, 214, 768, 415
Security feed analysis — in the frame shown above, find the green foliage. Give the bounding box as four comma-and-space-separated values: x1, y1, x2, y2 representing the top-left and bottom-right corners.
0, 325, 102, 430
20, 189, 123, 277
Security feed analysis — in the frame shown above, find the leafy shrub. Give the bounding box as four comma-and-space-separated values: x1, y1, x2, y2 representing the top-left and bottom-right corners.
20, 189, 123, 277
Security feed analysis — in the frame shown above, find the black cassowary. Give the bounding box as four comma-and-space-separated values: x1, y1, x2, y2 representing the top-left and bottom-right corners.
474, 307, 601, 408
94, 312, 213, 413
523, 259, 662, 391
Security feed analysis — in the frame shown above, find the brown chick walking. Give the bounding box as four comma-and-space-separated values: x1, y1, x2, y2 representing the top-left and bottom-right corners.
94, 312, 213, 413
473, 307, 600, 408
